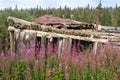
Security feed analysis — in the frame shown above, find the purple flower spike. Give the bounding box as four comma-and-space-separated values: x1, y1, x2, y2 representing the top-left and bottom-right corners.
26, 49, 31, 56
65, 73, 69, 80
117, 70, 120, 74
1, 52, 4, 57
46, 64, 49, 68
59, 63, 62, 68
52, 68, 56, 72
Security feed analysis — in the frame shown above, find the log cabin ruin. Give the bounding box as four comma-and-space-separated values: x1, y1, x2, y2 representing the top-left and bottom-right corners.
7, 15, 120, 54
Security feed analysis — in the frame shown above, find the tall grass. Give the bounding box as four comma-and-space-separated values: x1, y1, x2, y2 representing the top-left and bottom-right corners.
0, 41, 120, 80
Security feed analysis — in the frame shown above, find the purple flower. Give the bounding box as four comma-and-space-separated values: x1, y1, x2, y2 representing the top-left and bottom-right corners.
46, 64, 49, 68
117, 70, 120, 74
26, 49, 31, 55
0, 78, 3, 80
4, 57, 7, 62
59, 63, 62, 68
35, 60, 39, 63
65, 66, 69, 70
65, 73, 69, 80
103, 55, 107, 59
1, 52, 4, 57
52, 68, 56, 72
11, 53, 16, 57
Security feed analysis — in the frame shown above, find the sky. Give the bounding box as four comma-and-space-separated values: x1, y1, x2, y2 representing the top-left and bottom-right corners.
0, 0, 120, 9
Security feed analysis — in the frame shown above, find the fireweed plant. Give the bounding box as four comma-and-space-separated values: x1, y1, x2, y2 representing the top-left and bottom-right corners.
0, 39, 120, 80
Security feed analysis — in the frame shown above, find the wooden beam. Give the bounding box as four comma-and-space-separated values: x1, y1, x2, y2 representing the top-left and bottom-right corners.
41, 35, 47, 50
35, 31, 108, 43
62, 38, 66, 53
67, 38, 72, 56
9, 31, 15, 53
58, 38, 66, 57
58, 38, 62, 56
47, 37, 54, 53
93, 42, 98, 54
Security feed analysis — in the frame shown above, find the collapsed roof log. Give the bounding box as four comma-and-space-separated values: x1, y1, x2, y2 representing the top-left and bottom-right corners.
33, 15, 96, 30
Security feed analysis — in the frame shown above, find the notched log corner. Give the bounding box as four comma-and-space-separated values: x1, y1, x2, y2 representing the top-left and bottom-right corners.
7, 18, 15, 26
7, 16, 31, 29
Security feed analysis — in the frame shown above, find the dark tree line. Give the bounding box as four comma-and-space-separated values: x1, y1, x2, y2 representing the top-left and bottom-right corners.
0, 4, 120, 49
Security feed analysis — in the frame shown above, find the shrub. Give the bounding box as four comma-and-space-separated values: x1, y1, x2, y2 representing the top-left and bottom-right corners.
0, 42, 120, 80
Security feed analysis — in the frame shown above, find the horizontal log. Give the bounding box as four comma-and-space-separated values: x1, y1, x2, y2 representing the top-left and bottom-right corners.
109, 39, 120, 42
99, 32, 120, 37
100, 36, 120, 39
110, 42, 120, 46
8, 26, 108, 43
24, 30, 108, 43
